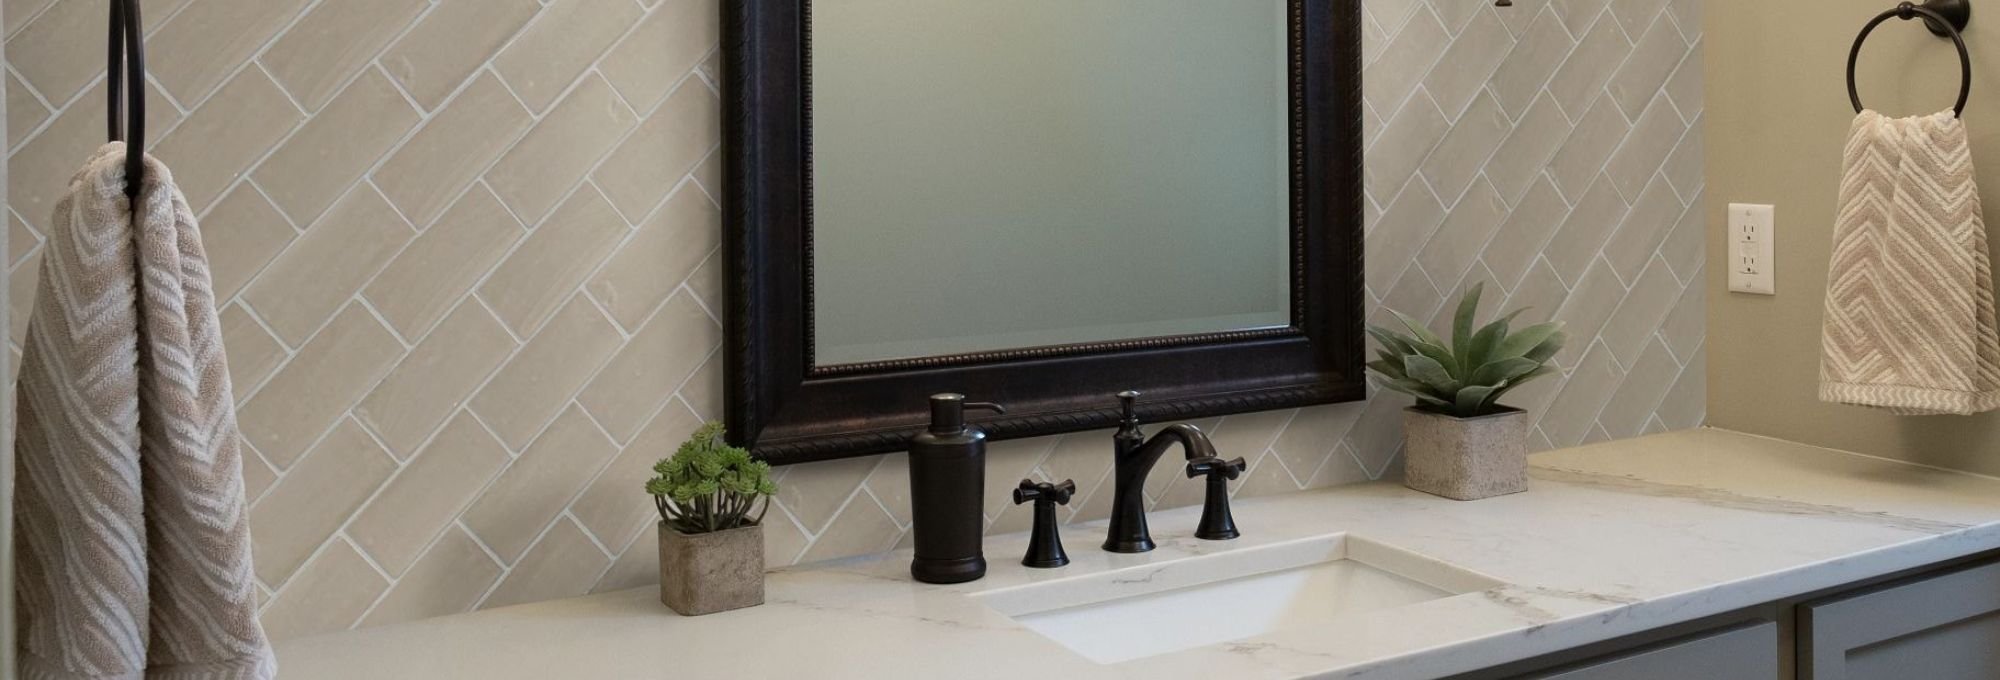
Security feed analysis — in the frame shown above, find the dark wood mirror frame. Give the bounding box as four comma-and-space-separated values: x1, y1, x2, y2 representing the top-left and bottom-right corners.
724, 0, 1366, 465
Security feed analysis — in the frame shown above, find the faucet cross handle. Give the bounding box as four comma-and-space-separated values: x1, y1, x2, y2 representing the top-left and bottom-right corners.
1014, 479, 1076, 568
1012, 479, 1076, 505
1185, 456, 1247, 481
1186, 456, 1245, 542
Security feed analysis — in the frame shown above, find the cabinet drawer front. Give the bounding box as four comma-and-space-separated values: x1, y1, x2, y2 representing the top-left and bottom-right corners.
1532, 622, 1780, 680
1802, 558, 2000, 680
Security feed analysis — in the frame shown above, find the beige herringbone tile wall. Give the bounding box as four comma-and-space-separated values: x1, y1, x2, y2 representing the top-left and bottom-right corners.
2, 0, 1702, 639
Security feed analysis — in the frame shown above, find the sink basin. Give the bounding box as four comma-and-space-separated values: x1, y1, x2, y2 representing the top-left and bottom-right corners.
973, 534, 1502, 664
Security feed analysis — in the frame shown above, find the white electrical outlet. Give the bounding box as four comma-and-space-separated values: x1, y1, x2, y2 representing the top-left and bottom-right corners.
1728, 203, 1776, 295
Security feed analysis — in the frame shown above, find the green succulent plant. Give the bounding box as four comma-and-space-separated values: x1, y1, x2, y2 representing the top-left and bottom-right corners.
1365, 282, 1566, 418
646, 422, 778, 534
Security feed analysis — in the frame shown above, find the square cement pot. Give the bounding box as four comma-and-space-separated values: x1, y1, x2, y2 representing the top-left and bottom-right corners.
658, 522, 765, 616
1402, 407, 1529, 501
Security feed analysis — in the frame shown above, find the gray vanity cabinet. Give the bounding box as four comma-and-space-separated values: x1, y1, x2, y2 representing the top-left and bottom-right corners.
1529, 622, 1780, 680
1799, 559, 2000, 680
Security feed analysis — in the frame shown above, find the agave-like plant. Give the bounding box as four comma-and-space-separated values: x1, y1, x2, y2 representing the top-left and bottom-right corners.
1365, 283, 1566, 418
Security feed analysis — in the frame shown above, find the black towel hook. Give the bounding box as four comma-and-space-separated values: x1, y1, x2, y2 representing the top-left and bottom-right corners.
107, 0, 144, 198
1849, 0, 1974, 118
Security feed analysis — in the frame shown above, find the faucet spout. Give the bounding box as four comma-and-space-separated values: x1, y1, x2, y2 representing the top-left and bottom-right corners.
1103, 413, 1216, 553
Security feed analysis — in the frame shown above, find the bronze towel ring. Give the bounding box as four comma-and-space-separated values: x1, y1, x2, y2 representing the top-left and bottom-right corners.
1848, 0, 1974, 118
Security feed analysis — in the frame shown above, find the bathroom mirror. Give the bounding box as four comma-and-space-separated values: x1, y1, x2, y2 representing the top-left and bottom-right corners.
726, 0, 1365, 464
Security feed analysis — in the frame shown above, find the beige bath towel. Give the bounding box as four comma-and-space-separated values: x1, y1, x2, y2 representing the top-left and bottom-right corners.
14, 143, 274, 679
1821, 110, 2000, 415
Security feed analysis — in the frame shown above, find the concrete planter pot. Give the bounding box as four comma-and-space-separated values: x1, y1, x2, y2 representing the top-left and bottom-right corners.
1401, 407, 1529, 501
658, 522, 765, 616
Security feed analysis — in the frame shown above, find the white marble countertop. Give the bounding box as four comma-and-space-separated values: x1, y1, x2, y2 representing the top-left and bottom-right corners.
273, 429, 2000, 679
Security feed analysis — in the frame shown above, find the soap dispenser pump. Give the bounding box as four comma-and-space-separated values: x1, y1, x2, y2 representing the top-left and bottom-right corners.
908, 393, 1004, 584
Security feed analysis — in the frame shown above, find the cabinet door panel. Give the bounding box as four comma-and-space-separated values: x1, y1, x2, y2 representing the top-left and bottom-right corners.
1531, 622, 1780, 680
1802, 558, 2000, 680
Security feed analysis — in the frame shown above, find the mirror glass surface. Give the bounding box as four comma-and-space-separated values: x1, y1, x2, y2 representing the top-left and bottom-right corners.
810, 0, 1293, 366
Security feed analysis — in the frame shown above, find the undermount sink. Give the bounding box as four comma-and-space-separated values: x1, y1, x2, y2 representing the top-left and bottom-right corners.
973, 534, 1503, 664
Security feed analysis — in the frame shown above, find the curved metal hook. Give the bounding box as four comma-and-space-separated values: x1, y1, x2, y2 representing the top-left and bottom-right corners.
108, 0, 145, 198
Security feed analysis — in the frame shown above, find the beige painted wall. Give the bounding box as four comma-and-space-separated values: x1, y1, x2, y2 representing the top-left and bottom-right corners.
1, 0, 1699, 641
1706, 0, 2000, 475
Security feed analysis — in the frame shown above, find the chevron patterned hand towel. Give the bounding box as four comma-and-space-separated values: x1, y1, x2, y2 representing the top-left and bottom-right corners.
1821, 110, 2000, 416
13, 143, 275, 679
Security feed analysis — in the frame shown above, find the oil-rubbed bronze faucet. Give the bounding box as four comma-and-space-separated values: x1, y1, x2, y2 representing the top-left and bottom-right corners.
1102, 391, 1244, 553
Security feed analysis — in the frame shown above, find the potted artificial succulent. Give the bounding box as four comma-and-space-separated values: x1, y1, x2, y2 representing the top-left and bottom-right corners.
1367, 283, 1565, 501
646, 422, 778, 616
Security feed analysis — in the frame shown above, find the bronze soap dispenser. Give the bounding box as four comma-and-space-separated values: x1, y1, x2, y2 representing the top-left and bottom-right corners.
908, 393, 1004, 584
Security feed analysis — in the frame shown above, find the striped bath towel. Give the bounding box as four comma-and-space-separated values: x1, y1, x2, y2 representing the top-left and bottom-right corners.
1821, 110, 2000, 415
13, 143, 275, 678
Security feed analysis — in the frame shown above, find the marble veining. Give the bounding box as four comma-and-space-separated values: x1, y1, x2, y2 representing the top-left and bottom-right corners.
273, 429, 2000, 679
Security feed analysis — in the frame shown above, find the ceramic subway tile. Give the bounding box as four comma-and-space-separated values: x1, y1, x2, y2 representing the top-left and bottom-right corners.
1551, 259, 1630, 369
260, 0, 429, 111
238, 306, 405, 468
491, 0, 643, 113
1341, 395, 1412, 476
1361, 6, 1448, 118
258, 539, 389, 641
598, 0, 720, 113
253, 70, 421, 226
1364, 90, 1450, 201
4, 58, 51, 145
1418, 178, 1510, 288
1483, 94, 1573, 207
592, 524, 662, 594
147, 0, 310, 105
1420, 9, 1514, 121
353, 303, 517, 459
360, 528, 502, 627
981, 438, 1057, 519
1606, 15, 1689, 120
8, 214, 38, 268
1658, 275, 1706, 361
1660, 197, 1705, 284
348, 412, 511, 576
240, 444, 278, 503
1604, 94, 1689, 200
8, 0, 117, 104
1655, 347, 1707, 429
9, 77, 103, 233
380, 0, 541, 110
1542, 176, 1633, 287
571, 403, 703, 548
1597, 338, 1681, 438
1364, 180, 1448, 293
576, 294, 718, 442
374, 73, 534, 228
1540, 342, 1625, 446
1599, 258, 1682, 367
485, 75, 639, 225
1306, 444, 1374, 489
762, 510, 811, 569
1421, 93, 1511, 204
587, 185, 721, 330
199, 186, 296, 304
150, 68, 305, 213
219, 304, 285, 400
1602, 174, 1684, 283
1233, 452, 1305, 500
1547, 95, 1633, 200
1664, 40, 1704, 119
1609, 0, 1672, 38
240, 186, 413, 347
1480, 178, 1572, 290
461, 406, 621, 563
468, 298, 623, 451
799, 495, 903, 564
863, 453, 914, 527
774, 456, 881, 535
591, 84, 720, 222
1662, 116, 1704, 201
1546, 9, 1633, 120
675, 356, 723, 423
4, 0, 56, 38
363, 186, 525, 340
1488, 7, 1575, 118
249, 420, 397, 586
481, 517, 611, 609
478, 188, 629, 337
